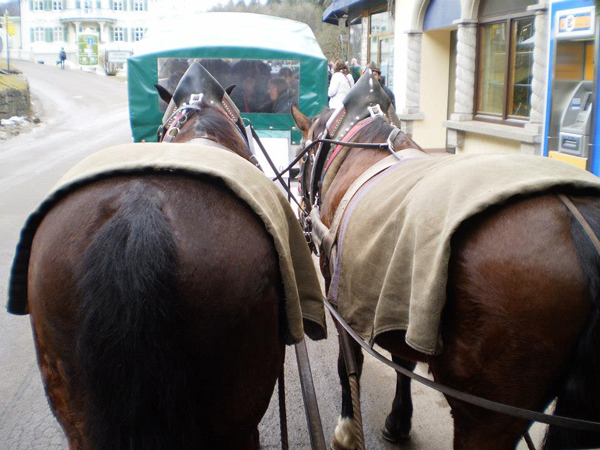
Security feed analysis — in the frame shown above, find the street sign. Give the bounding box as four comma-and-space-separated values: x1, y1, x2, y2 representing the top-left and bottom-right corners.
107, 50, 131, 64
78, 34, 98, 65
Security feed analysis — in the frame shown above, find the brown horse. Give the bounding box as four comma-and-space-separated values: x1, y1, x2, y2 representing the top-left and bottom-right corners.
22, 63, 288, 449
291, 72, 600, 450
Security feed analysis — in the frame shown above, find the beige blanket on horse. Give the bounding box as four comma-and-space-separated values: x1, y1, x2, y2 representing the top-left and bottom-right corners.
329, 154, 600, 355
7, 143, 326, 345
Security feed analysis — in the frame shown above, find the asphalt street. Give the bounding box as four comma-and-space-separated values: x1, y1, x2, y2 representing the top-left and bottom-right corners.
0, 61, 547, 449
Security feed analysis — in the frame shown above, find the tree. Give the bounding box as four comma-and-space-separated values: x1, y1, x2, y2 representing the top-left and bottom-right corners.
211, 0, 345, 61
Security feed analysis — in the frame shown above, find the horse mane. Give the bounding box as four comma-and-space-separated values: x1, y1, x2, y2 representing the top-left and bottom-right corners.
181, 102, 249, 161
358, 117, 423, 151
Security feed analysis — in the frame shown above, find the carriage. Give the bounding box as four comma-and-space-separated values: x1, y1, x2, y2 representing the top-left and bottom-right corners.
127, 12, 328, 181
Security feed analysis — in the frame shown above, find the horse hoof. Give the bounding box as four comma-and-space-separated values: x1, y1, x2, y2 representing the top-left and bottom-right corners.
381, 426, 410, 443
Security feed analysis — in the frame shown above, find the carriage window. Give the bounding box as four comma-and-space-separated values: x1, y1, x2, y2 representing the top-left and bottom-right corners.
156, 58, 301, 114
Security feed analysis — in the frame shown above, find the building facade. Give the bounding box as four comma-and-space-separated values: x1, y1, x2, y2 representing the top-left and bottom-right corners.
12, 0, 158, 69
325, 0, 558, 156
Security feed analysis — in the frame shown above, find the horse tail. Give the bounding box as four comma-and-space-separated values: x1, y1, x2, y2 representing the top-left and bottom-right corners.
75, 184, 193, 450
545, 200, 600, 449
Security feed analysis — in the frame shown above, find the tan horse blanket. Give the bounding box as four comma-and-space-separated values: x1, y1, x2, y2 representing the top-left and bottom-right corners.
329, 154, 600, 355
7, 143, 326, 345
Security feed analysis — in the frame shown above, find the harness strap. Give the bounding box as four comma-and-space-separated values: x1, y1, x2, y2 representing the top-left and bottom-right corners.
323, 297, 600, 433
557, 193, 600, 254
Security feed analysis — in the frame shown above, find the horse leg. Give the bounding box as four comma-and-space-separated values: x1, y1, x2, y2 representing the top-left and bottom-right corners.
332, 330, 364, 450
381, 357, 416, 442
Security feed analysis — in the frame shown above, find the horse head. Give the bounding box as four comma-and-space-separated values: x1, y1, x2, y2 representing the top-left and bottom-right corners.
292, 68, 416, 212
156, 62, 253, 162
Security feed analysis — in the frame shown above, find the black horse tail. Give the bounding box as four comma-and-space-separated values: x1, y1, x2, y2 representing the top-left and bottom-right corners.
76, 184, 194, 450
545, 200, 600, 449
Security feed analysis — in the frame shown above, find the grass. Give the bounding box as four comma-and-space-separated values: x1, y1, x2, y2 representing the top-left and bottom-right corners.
0, 58, 27, 90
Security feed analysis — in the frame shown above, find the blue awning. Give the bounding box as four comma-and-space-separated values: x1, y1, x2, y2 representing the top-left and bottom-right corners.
323, 0, 381, 25
423, 0, 460, 31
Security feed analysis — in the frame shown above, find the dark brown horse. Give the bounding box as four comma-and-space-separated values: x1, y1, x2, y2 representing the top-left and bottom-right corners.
291, 72, 600, 450
23, 63, 287, 449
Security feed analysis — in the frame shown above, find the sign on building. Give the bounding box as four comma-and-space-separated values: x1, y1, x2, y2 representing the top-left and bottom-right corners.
78, 34, 98, 65
556, 6, 595, 39
107, 50, 132, 64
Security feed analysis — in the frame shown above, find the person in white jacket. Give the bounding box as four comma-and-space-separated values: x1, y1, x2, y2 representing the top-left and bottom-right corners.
328, 60, 355, 109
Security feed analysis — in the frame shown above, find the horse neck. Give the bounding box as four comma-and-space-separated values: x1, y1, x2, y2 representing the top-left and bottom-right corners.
319, 127, 426, 226
320, 147, 389, 227
176, 115, 250, 162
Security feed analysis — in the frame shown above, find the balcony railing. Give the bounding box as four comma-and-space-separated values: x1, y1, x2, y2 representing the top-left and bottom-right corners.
60, 8, 118, 22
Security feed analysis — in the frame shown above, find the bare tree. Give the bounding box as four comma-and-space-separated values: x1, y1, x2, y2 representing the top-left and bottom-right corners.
211, 0, 345, 62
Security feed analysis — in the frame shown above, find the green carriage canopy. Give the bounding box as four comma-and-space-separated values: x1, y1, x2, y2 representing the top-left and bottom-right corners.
128, 12, 328, 143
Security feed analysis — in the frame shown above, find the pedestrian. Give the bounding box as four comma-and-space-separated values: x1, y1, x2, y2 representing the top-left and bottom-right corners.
368, 62, 395, 108
328, 60, 354, 109
59, 48, 67, 70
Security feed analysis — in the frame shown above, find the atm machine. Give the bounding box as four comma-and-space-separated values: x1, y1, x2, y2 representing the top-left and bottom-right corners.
559, 80, 594, 157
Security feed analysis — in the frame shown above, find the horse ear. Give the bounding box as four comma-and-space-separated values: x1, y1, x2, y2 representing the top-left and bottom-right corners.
225, 84, 236, 96
155, 84, 173, 104
291, 104, 310, 136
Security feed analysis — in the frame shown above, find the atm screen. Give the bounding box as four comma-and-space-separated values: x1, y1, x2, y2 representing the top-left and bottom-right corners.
572, 97, 581, 108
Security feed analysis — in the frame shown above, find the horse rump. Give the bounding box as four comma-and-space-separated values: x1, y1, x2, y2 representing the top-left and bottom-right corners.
545, 196, 600, 450
75, 182, 197, 450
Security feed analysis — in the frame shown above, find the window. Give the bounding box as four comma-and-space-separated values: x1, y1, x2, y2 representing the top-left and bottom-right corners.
113, 26, 124, 41
53, 26, 64, 41
113, 0, 123, 10
348, 19, 362, 66
368, 10, 394, 89
133, 27, 145, 41
32, 27, 44, 41
476, 14, 534, 121
52, 1, 63, 10
33, 1, 44, 10
83, 0, 92, 11
134, 0, 144, 11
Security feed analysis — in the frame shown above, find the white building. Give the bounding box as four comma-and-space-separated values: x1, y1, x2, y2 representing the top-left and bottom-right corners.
16, 0, 159, 70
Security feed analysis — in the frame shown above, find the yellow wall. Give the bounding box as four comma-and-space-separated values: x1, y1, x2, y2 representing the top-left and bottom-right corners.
413, 30, 451, 149
458, 134, 521, 155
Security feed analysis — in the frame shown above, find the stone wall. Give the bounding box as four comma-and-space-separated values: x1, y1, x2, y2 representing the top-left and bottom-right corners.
0, 75, 31, 119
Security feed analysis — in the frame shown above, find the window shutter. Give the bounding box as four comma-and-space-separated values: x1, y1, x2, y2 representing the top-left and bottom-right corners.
109, 27, 114, 41
129, 0, 133, 11
44, 0, 49, 10
130, 28, 134, 41
29, 0, 33, 10
63, 26, 68, 42
30, 28, 34, 42
45, 27, 53, 42
96, 0, 101, 8
109, 0, 113, 9
76, 0, 81, 8
124, 27, 128, 41
144, 0, 147, 11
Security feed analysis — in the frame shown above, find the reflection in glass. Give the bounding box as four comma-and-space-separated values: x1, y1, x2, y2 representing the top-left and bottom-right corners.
478, 22, 507, 115
156, 58, 300, 114
370, 11, 391, 34
370, 37, 378, 67
380, 37, 394, 90
509, 18, 533, 117
349, 22, 362, 65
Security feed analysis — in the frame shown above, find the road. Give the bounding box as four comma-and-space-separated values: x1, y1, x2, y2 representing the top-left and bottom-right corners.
0, 61, 546, 449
